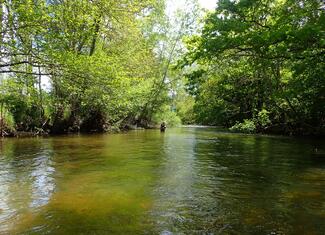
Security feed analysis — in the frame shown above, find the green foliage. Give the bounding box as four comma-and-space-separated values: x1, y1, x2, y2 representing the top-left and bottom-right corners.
152, 105, 182, 127
230, 119, 256, 134
176, 95, 195, 124
257, 109, 271, 128
3, 0, 322, 136
1, 107, 15, 132
183, 0, 325, 135
4, 111, 15, 130
1, 0, 185, 134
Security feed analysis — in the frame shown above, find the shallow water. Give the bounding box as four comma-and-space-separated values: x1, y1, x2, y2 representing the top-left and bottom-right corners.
0, 127, 324, 234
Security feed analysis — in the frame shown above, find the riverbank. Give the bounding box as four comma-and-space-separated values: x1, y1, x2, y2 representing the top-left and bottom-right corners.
0, 123, 156, 138
2, 125, 324, 138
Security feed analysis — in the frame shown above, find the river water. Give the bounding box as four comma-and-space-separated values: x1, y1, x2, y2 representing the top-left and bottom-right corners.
0, 127, 324, 234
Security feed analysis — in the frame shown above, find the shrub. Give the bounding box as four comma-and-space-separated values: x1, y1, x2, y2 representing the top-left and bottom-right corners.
0, 108, 16, 135
230, 119, 256, 133
257, 109, 271, 128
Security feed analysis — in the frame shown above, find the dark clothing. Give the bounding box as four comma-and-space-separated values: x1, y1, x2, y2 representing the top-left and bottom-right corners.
160, 123, 166, 132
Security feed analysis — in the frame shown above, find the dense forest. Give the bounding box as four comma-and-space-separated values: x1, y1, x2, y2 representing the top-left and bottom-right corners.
0, 0, 324, 136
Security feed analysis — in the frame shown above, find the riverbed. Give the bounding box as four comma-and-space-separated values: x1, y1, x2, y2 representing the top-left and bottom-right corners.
0, 127, 324, 234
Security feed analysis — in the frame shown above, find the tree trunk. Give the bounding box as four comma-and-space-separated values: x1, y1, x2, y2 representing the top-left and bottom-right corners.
38, 65, 44, 118
0, 102, 3, 137
89, 18, 100, 56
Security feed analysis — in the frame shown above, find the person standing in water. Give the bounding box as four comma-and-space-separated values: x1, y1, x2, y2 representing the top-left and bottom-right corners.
160, 122, 166, 132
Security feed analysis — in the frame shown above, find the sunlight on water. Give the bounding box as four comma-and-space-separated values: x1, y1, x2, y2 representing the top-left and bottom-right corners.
0, 128, 324, 234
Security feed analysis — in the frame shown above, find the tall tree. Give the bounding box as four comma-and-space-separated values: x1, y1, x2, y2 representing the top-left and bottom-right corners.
183, 0, 325, 135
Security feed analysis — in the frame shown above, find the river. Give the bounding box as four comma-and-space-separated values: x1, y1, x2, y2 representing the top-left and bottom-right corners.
0, 127, 324, 234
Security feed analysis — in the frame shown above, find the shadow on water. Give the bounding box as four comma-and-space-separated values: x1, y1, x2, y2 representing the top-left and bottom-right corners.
0, 128, 324, 234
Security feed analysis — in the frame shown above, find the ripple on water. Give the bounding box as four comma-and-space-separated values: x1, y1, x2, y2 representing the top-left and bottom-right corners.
0, 129, 324, 234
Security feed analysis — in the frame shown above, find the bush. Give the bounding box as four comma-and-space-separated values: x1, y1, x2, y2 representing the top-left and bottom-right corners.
0, 108, 16, 135
230, 119, 256, 133
257, 109, 271, 128
4, 111, 15, 129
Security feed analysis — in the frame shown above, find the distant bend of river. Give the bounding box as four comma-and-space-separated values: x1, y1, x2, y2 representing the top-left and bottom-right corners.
0, 127, 324, 234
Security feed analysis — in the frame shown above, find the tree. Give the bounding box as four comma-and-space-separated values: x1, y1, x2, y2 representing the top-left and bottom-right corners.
0, 0, 175, 134
183, 0, 325, 135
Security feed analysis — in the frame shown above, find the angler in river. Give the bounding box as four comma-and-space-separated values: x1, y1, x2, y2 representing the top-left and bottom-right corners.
160, 122, 166, 132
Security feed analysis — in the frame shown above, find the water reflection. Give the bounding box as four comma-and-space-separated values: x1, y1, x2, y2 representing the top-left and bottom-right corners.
30, 152, 55, 208
152, 129, 198, 234
0, 139, 56, 233
0, 129, 324, 234
151, 129, 325, 234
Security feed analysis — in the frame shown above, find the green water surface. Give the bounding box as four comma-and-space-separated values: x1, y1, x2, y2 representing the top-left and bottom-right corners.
0, 127, 324, 234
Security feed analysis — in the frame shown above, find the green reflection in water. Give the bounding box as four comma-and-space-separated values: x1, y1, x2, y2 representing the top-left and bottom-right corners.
0, 128, 324, 234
